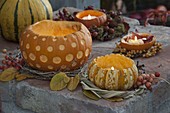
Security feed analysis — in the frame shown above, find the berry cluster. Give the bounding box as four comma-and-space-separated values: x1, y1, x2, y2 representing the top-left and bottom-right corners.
86, 6, 127, 41
135, 72, 160, 90
0, 49, 24, 71
54, 8, 74, 21
54, 6, 128, 41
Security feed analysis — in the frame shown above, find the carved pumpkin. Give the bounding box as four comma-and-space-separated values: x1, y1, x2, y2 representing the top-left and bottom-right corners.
0, 0, 53, 42
20, 20, 92, 72
120, 33, 156, 50
74, 10, 107, 28
88, 54, 138, 90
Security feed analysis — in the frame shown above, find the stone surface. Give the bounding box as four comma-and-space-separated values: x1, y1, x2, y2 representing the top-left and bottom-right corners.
0, 8, 170, 113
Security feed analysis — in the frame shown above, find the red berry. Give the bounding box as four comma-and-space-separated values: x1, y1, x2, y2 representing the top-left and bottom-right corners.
142, 79, 147, 84
155, 72, 160, 77
108, 28, 115, 34
141, 74, 146, 79
7, 61, 12, 66
0, 66, 3, 70
145, 82, 152, 89
92, 32, 98, 37
145, 74, 150, 81
136, 81, 142, 86
2, 60, 6, 64
150, 74, 155, 78
149, 78, 153, 83
137, 75, 144, 82
5, 55, 9, 60
15, 66, 21, 70
12, 62, 16, 67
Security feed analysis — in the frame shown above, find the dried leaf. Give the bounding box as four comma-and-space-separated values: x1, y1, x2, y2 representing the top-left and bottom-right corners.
83, 90, 100, 100
0, 68, 17, 82
15, 73, 31, 81
67, 74, 80, 91
106, 97, 123, 102
64, 75, 70, 84
50, 72, 69, 91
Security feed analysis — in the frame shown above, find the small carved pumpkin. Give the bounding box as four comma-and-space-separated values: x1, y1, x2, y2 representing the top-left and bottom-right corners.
88, 54, 138, 90
20, 20, 92, 72
74, 10, 107, 28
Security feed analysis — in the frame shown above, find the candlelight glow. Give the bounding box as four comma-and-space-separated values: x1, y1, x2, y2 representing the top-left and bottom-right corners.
128, 36, 144, 45
82, 14, 97, 20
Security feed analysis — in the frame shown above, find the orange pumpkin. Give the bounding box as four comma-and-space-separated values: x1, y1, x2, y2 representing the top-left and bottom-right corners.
120, 33, 156, 50
20, 20, 92, 72
74, 10, 107, 28
88, 54, 138, 90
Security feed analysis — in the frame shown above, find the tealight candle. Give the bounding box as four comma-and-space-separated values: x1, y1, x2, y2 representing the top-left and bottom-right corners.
74, 10, 107, 28
120, 33, 156, 50
128, 36, 144, 45
82, 14, 97, 20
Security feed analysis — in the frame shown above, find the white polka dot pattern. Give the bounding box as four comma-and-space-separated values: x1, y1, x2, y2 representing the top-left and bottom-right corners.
29, 53, 36, 61
66, 54, 73, 62
59, 45, 65, 51
22, 51, 27, 59
71, 42, 77, 48
36, 46, 41, 51
53, 57, 61, 64
47, 46, 53, 52
26, 43, 30, 49
40, 55, 48, 63
77, 51, 83, 59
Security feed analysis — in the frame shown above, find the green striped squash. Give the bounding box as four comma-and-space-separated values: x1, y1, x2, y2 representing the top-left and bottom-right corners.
0, 0, 53, 42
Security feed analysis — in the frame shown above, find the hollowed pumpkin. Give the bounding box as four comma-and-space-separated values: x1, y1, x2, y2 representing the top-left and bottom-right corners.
0, 0, 53, 42
88, 54, 138, 90
120, 33, 156, 50
74, 10, 107, 28
20, 20, 92, 72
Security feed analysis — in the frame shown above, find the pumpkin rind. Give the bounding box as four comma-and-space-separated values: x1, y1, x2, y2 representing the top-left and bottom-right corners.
20, 20, 92, 72
74, 10, 107, 28
120, 33, 156, 50
88, 54, 138, 90
0, 0, 53, 42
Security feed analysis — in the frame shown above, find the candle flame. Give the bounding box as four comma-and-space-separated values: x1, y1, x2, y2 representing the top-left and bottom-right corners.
82, 14, 97, 20
87, 14, 92, 20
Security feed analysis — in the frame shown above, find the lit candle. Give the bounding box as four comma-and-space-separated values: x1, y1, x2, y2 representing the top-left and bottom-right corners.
82, 14, 97, 20
128, 36, 144, 45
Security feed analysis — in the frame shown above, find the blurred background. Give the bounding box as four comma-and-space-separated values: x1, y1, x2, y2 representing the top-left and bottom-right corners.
49, 0, 170, 26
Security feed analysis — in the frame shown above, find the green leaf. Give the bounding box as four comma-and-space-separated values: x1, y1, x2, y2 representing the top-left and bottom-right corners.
83, 90, 100, 101
50, 72, 69, 91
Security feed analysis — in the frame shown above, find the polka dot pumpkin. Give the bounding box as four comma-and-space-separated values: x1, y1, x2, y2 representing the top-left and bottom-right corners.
20, 20, 92, 71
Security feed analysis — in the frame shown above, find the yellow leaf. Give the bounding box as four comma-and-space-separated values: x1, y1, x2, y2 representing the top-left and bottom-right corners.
50, 72, 70, 91
67, 74, 80, 91
15, 73, 30, 81
0, 68, 17, 82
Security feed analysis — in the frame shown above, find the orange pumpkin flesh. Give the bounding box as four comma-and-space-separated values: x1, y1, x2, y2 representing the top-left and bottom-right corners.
88, 54, 138, 90
74, 10, 107, 28
120, 33, 156, 50
20, 20, 92, 72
